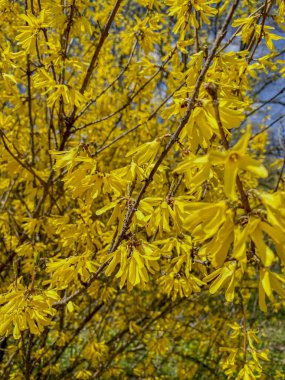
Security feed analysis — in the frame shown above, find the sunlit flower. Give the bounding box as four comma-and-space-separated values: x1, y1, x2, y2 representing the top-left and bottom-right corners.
210, 128, 268, 199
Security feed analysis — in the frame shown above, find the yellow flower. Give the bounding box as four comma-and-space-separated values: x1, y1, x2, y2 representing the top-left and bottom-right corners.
0, 286, 59, 339
199, 209, 234, 268
158, 272, 204, 300
16, 11, 49, 52
210, 127, 268, 199
102, 241, 160, 291
83, 341, 108, 366
165, 0, 217, 32
259, 269, 285, 312
203, 261, 242, 302
126, 139, 161, 167
184, 201, 228, 241
46, 252, 98, 288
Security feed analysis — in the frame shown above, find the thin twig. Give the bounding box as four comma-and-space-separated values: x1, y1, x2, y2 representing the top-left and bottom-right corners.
206, 83, 251, 213
95, 80, 185, 154
250, 114, 285, 139
80, 0, 123, 94
108, 0, 241, 254
75, 40, 138, 121
74, 47, 177, 132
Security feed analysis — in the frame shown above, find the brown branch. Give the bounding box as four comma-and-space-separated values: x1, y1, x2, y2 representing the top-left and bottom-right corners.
53, 0, 241, 308
246, 86, 285, 118
57, 0, 123, 150
49, 303, 104, 366
75, 40, 138, 121
95, 80, 185, 154
0, 348, 19, 379
80, 0, 123, 95
238, 291, 248, 362
194, 10, 200, 53
216, 4, 265, 55
53, 264, 108, 306
108, 0, 241, 254
41, 29, 57, 81
274, 155, 285, 192
62, 0, 76, 59
0, 130, 46, 186
26, 57, 35, 165
24, 0, 35, 165
93, 298, 181, 378
248, 0, 274, 62
206, 83, 251, 213
74, 48, 177, 132
250, 114, 285, 140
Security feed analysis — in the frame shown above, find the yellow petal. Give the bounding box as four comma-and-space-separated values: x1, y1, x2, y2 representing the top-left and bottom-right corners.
224, 158, 238, 199
239, 155, 268, 178
231, 126, 251, 153
260, 269, 273, 300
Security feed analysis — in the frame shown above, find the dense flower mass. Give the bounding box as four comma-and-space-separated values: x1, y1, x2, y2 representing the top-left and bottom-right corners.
0, 0, 285, 379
